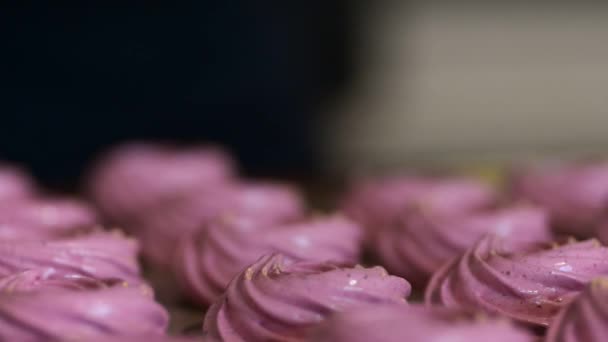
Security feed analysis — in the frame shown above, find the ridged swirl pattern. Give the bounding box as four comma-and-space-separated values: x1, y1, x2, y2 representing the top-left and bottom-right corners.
0, 230, 142, 284
0, 268, 168, 340
308, 304, 534, 342
343, 176, 497, 240
373, 206, 552, 287
0, 197, 98, 240
175, 215, 363, 306
425, 236, 608, 326
546, 278, 608, 342
137, 181, 305, 267
203, 254, 411, 342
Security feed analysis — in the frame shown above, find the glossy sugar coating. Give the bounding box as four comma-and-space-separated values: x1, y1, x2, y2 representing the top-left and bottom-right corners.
0, 268, 168, 340
546, 278, 608, 342
426, 235, 608, 326
203, 254, 411, 342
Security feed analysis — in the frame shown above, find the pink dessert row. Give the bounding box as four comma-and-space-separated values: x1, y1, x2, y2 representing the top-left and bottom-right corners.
85, 144, 608, 341
0, 163, 173, 340
3, 143, 608, 341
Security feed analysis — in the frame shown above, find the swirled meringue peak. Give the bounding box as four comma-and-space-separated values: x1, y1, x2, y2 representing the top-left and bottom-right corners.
426, 235, 608, 326
0, 230, 142, 283
136, 181, 305, 268
202, 254, 411, 342
0, 269, 168, 340
308, 304, 534, 342
0, 197, 98, 240
88, 142, 236, 224
0, 164, 36, 201
513, 162, 608, 237
175, 214, 362, 306
546, 278, 608, 342
343, 175, 497, 237
373, 206, 552, 287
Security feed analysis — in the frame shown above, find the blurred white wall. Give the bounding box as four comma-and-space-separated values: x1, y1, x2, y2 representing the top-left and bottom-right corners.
326, 3, 608, 172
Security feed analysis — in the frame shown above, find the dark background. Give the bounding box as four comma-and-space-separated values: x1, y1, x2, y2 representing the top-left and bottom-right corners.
0, 2, 355, 186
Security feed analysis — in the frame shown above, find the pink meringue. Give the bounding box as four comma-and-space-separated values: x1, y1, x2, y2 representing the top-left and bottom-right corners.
308, 304, 534, 342
0, 268, 107, 292
0, 268, 168, 340
514, 162, 608, 237
546, 277, 608, 342
203, 254, 410, 342
0, 197, 98, 240
0, 230, 142, 283
89, 143, 307, 268
426, 235, 608, 326
88, 142, 236, 225
136, 181, 305, 267
373, 206, 552, 287
343, 175, 497, 238
342, 176, 430, 229
175, 214, 362, 306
